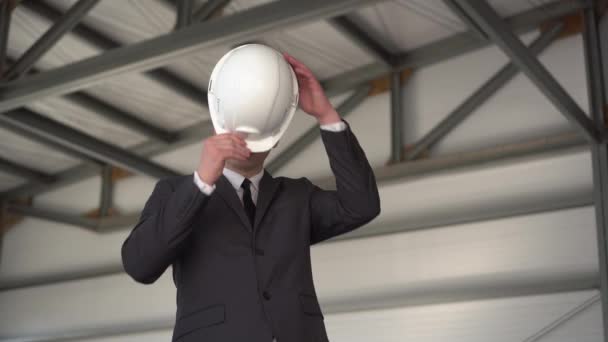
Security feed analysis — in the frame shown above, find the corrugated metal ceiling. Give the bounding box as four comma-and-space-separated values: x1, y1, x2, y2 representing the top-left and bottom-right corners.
1, 0, 563, 192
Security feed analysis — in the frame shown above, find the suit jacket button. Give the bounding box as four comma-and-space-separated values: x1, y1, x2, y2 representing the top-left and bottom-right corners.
263, 291, 271, 300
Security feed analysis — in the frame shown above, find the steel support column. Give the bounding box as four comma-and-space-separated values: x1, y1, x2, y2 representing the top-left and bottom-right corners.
0, 109, 180, 179
390, 72, 403, 163
405, 23, 563, 161
99, 165, 113, 217
584, 3, 608, 340
0, 0, 11, 77
0, 0, 384, 112
5, 0, 100, 80
455, 0, 602, 143
266, 85, 371, 174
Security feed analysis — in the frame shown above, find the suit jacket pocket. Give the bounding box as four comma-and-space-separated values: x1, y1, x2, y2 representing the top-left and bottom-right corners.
174, 304, 225, 340
299, 293, 324, 318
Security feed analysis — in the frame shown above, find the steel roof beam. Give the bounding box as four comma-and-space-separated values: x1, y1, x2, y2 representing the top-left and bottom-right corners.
322, 0, 590, 97
1, 120, 213, 199
443, 0, 488, 41
390, 72, 403, 163
19, 0, 207, 107
0, 119, 104, 168
0, 0, 385, 112
4, 57, 175, 143
0, 1, 586, 201
174, 0, 194, 30
329, 15, 395, 68
0, 156, 55, 185
5, 0, 100, 80
0, 109, 180, 179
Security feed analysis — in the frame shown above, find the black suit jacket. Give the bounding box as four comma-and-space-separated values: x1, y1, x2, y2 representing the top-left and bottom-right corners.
121, 122, 380, 342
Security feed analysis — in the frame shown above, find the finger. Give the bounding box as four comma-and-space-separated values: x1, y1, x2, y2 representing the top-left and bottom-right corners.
284, 53, 303, 67
218, 144, 251, 157
289, 56, 314, 75
214, 133, 247, 146
220, 146, 250, 160
285, 54, 313, 75
294, 67, 318, 84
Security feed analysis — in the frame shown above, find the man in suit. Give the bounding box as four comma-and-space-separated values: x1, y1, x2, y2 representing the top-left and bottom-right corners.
121, 53, 381, 342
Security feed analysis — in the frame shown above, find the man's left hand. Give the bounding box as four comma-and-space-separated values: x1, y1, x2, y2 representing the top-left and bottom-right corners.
284, 53, 341, 125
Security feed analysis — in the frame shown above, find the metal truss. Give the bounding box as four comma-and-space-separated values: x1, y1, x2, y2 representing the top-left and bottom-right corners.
20, 0, 208, 107
329, 15, 394, 68
390, 71, 403, 163
322, 0, 589, 96
0, 0, 386, 112
0, 0, 587, 202
0, 4, 605, 336
6, 130, 589, 236
4, 0, 100, 80
192, 0, 231, 22
454, 0, 602, 143
405, 21, 564, 161
583, 2, 608, 340
0, 156, 55, 185
4, 58, 177, 143
0, 0, 594, 225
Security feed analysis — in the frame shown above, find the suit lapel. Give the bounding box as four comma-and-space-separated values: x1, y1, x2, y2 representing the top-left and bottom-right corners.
254, 170, 281, 231
215, 174, 252, 232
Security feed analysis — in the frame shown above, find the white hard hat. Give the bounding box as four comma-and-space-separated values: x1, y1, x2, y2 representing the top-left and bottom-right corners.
207, 44, 299, 152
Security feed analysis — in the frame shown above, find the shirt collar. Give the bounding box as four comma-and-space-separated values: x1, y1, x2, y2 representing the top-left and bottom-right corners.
222, 167, 264, 191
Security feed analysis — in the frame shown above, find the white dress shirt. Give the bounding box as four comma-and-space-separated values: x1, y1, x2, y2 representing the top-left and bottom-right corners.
193, 121, 346, 195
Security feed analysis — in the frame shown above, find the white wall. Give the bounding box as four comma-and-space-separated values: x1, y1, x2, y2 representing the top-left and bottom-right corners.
0, 206, 599, 339
0, 32, 601, 341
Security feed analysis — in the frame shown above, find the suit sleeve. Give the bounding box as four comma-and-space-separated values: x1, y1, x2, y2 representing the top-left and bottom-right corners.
307, 121, 381, 244
121, 177, 210, 284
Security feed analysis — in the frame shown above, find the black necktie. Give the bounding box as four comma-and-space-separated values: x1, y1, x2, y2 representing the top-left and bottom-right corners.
241, 178, 255, 225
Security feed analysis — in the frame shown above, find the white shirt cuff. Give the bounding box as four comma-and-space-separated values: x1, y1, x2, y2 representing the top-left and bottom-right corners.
193, 171, 216, 195
319, 120, 347, 132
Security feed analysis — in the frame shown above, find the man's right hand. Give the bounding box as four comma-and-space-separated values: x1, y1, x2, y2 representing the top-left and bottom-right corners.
197, 133, 251, 185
